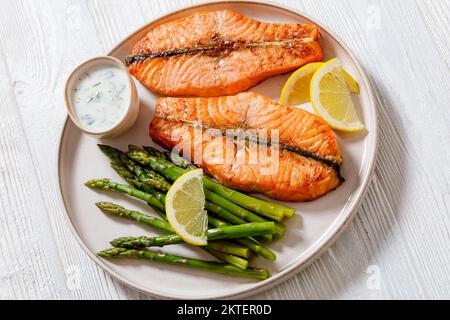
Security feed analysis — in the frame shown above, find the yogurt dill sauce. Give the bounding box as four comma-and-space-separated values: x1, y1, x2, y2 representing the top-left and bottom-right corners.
72, 66, 131, 132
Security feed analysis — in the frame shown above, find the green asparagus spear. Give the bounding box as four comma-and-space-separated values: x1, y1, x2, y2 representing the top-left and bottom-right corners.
109, 162, 167, 218
206, 215, 227, 228
98, 144, 136, 171
95, 202, 173, 233
142, 145, 192, 169
206, 215, 276, 261
203, 179, 291, 221
206, 241, 251, 258
98, 247, 270, 280
204, 200, 246, 225
134, 165, 171, 192
235, 238, 275, 261
108, 163, 167, 220
110, 163, 135, 180
97, 202, 276, 262
110, 222, 275, 248
141, 185, 166, 204
205, 200, 272, 242
142, 145, 168, 159
128, 145, 185, 180
205, 189, 285, 238
99, 144, 171, 192
205, 249, 248, 270
127, 176, 167, 204
85, 178, 164, 211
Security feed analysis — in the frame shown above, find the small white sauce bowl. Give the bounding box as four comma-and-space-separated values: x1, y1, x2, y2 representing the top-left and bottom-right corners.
64, 56, 139, 138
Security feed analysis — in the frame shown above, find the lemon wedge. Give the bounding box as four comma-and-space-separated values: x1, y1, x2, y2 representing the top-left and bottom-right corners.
310, 58, 364, 132
341, 68, 360, 93
165, 169, 208, 246
280, 62, 324, 105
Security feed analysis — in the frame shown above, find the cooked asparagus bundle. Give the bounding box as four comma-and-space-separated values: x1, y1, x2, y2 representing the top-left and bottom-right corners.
206, 241, 251, 258
88, 144, 289, 278
97, 202, 275, 262
88, 177, 275, 260
95, 144, 276, 259
95, 201, 249, 269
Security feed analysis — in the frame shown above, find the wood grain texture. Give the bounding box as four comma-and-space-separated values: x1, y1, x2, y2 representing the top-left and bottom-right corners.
0, 0, 448, 299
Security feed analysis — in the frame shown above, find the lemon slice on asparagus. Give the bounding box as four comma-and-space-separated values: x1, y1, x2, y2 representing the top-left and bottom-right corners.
310, 58, 364, 132
165, 169, 208, 246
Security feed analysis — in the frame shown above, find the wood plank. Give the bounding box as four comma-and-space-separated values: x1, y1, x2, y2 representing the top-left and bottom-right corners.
0, 0, 140, 299
256, 0, 450, 299
0, 44, 68, 300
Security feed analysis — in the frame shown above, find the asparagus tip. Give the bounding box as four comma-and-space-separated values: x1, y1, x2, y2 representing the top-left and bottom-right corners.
97, 144, 118, 156
95, 201, 124, 212
267, 253, 276, 262
110, 163, 135, 180
128, 144, 143, 151
110, 237, 139, 248
98, 247, 127, 258
85, 178, 111, 189
257, 267, 271, 280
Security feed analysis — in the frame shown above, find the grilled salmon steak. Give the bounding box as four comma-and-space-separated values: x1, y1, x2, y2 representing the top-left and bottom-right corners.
127, 10, 324, 97
150, 92, 343, 202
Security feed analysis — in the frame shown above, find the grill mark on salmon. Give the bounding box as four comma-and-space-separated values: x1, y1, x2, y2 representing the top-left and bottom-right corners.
226, 132, 343, 177
149, 93, 343, 202
125, 38, 315, 66
128, 10, 324, 96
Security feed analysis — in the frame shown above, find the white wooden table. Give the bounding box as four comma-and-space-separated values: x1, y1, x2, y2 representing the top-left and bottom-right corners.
0, 0, 449, 300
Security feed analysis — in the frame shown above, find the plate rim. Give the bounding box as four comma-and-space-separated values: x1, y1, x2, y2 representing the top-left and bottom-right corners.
56, 0, 379, 300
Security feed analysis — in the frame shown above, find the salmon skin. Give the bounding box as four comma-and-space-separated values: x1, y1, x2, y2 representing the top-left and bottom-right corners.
150, 92, 343, 202
127, 10, 324, 97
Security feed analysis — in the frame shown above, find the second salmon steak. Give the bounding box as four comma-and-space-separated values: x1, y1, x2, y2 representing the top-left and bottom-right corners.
149, 92, 343, 202
127, 10, 324, 97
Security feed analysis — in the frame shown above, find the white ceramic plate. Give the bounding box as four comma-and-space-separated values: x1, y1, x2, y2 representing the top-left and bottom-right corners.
58, 1, 378, 299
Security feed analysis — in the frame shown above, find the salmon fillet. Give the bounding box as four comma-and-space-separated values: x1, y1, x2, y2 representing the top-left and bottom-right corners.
127, 10, 324, 97
155, 92, 342, 166
149, 93, 343, 202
